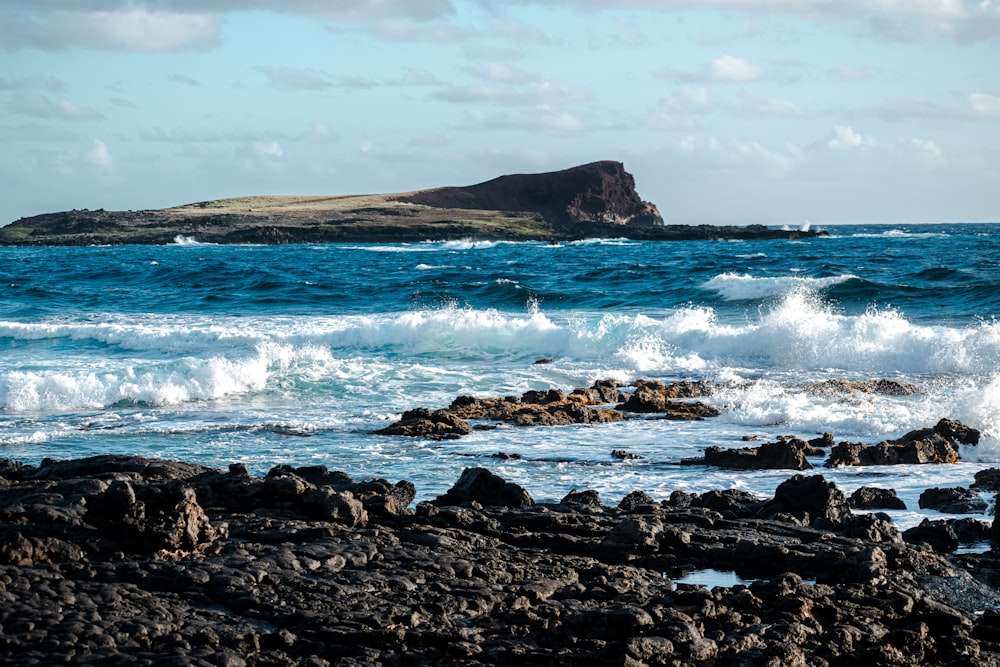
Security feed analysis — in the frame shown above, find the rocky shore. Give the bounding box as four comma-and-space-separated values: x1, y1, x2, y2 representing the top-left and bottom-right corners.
4, 447, 1000, 666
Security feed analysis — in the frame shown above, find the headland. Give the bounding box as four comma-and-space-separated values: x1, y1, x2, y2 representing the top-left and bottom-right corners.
0, 161, 825, 245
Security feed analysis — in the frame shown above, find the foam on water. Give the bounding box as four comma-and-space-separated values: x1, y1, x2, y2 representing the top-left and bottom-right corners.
4, 229, 1000, 525
702, 273, 859, 301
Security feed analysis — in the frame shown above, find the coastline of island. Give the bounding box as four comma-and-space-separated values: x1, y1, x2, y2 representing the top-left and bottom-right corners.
0, 161, 826, 246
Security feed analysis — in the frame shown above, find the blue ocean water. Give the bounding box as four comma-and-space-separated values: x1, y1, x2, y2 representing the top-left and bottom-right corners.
3, 225, 1000, 527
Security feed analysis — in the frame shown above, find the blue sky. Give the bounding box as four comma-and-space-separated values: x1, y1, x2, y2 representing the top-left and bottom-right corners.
2, 1, 998, 226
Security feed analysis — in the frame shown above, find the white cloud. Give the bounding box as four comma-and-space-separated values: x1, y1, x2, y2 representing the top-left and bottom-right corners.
257, 66, 333, 91
752, 96, 803, 117
670, 134, 804, 176
254, 140, 283, 158
7, 91, 104, 120
827, 124, 876, 151
86, 139, 114, 172
167, 74, 201, 86
485, 0, 1000, 41
457, 106, 587, 133
902, 137, 946, 168
968, 92, 1000, 116
662, 86, 712, 110
298, 121, 340, 144
433, 69, 590, 106
0, 7, 221, 52
368, 18, 471, 43
489, 16, 553, 44
708, 55, 763, 83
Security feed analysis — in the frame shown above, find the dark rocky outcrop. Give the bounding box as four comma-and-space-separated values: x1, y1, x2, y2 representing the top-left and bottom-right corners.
919, 486, 988, 514
825, 418, 976, 467
805, 378, 920, 396
5, 456, 1000, 666
973, 468, 1000, 492
432, 467, 533, 508
850, 486, 907, 510
616, 379, 713, 414
373, 408, 473, 440
399, 161, 664, 230
683, 434, 829, 471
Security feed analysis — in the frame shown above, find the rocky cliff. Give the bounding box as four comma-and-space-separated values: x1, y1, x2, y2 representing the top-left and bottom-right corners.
398, 160, 663, 230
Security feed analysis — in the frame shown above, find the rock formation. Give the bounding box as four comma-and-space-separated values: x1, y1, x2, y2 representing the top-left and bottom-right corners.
5, 457, 1000, 665
398, 160, 663, 230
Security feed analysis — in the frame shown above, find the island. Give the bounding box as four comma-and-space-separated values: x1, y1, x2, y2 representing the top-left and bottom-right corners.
0, 161, 825, 245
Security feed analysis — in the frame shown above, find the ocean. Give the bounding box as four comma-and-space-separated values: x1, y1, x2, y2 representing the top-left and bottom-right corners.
3, 224, 1000, 530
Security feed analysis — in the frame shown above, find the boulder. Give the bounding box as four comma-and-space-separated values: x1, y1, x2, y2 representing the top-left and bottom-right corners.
904, 519, 959, 553
805, 379, 919, 396
567, 379, 627, 405
560, 489, 602, 507
373, 408, 473, 440
825, 419, 977, 468
689, 489, 764, 518
695, 439, 814, 471
618, 490, 657, 513
617, 380, 716, 417
757, 474, 851, 527
850, 486, 907, 510
918, 487, 987, 514
85, 480, 224, 554
433, 468, 533, 508
971, 468, 1000, 492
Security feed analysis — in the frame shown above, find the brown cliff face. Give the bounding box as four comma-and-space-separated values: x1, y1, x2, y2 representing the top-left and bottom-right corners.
397, 160, 663, 229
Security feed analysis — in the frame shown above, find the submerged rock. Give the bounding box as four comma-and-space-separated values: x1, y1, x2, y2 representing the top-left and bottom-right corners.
805, 378, 920, 396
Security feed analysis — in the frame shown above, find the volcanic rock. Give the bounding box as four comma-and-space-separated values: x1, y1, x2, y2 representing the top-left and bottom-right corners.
433, 467, 534, 508
805, 378, 920, 396
757, 474, 852, 527
825, 419, 976, 467
918, 486, 988, 514
972, 468, 1000, 492
904, 519, 960, 553
6, 457, 1000, 665
850, 486, 907, 510
399, 160, 664, 230
616, 379, 715, 416
373, 408, 473, 440
686, 436, 824, 470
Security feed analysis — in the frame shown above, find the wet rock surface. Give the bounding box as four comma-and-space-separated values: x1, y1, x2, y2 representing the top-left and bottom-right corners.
4, 456, 1000, 665
377, 379, 719, 440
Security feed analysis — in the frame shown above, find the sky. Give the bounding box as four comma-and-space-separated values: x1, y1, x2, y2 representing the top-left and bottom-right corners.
1, 1, 999, 227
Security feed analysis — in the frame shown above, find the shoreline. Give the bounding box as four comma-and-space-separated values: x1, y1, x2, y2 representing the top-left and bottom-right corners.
3, 453, 1000, 665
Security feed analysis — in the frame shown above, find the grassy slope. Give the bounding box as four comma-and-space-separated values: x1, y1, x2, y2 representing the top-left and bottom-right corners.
0, 193, 556, 245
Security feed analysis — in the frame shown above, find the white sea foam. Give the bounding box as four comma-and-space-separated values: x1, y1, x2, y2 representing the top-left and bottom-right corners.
171, 235, 217, 246
5, 296, 1000, 429
838, 229, 950, 239
702, 272, 858, 301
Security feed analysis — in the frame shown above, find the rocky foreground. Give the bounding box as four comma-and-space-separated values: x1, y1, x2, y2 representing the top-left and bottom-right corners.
0, 162, 826, 246
5, 452, 1000, 666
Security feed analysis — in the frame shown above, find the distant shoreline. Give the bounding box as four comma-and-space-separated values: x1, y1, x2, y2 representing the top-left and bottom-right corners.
0, 161, 829, 246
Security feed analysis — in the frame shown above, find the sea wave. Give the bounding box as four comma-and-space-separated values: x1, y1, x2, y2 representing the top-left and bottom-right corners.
701, 272, 859, 301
